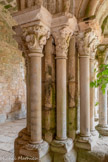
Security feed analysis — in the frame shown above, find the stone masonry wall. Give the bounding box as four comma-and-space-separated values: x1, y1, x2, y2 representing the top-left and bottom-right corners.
0, 5, 26, 123
0, 0, 17, 12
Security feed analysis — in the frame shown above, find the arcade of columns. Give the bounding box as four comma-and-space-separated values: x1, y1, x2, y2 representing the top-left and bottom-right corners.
12, 1, 108, 162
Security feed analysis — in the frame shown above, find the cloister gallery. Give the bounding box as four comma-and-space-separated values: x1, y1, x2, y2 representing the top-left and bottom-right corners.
0, 0, 108, 161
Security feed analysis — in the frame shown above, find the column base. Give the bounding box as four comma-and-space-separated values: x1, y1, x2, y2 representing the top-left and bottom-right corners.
91, 130, 99, 137
94, 116, 99, 122
14, 128, 51, 162
51, 138, 77, 162
20, 141, 49, 159
14, 127, 31, 161
96, 124, 108, 136
51, 138, 73, 154
75, 134, 97, 151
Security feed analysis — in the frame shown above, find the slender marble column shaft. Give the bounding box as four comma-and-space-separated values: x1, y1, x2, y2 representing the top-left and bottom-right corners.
90, 59, 95, 131
94, 88, 99, 120
26, 58, 31, 133
29, 53, 43, 143
56, 57, 67, 140
80, 56, 90, 136
99, 87, 107, 127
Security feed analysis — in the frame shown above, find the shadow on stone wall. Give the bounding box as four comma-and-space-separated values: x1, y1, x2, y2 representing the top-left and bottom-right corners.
7, 97, 26, 122
0, 98, 26, 124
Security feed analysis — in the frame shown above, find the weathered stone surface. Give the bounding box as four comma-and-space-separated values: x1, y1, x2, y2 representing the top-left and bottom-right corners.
0, 5, 26, 122
0, 114, 7, 123
53, 149, 77, 162
0, 0, 17, 13
77, 136, 108, 162
7, 104, 26, 121
0, 119, 26, 161
51, 138, 73, 154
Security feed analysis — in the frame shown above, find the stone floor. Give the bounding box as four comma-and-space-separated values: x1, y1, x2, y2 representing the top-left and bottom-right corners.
77, 135, 108, 162
0, 119, 26, 162
1, 119, 108, 162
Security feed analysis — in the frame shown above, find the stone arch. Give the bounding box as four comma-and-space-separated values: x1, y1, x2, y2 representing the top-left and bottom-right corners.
85, 0, 108, 26
101, 16, 108, 35
77, 0, 108, 23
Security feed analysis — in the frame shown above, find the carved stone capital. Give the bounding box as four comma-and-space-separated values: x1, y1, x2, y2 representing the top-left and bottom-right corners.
22, 25, 50, 53
51, 14, 77, 58
96, 45, 108, 64
77, 30, 100, 57
52, 27, 73, 58
90, 34, 100, 60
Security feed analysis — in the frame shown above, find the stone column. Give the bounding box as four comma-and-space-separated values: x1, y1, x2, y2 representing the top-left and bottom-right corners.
96, 45, 108, 136
54, 27, 72, 142
18, 24, 51, 159
79, 52, 90, 137
76, 29, 100, 150
94, 87, 99, 120
90, 57, 99, 138
94, 62, 99, 121
25, 55, 31, 134
29, 52, 43, 143
51, 15, 77, 160
12, 6, 52, 161
90, 57, 95, 132
99, 87, 107, 127
56, 54, 67, 140
96, 86, 108, 136
51, 24, 76, 155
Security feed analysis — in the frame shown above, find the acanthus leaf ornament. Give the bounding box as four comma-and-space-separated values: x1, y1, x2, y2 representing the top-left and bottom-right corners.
53, 26, 73, 58
22, 25, 50, 53
77, 30, 100, 58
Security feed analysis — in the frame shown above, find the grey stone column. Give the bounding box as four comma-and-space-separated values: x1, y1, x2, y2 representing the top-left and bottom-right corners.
99, 87, 107, 127
80, 55, 90, 137
51, 24, 75, 155
94, 87, 99, 121
56, 56, 67, 140
26, 57, 31, 134
90, 58, 95, 132
12, 6, 52, 161
52, 27, 72, 141
76, 28, 101, 150
96, 86, 108, 136
19, 24, 51, 159
96, 45, 108, 136
29, 53, 43, 143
